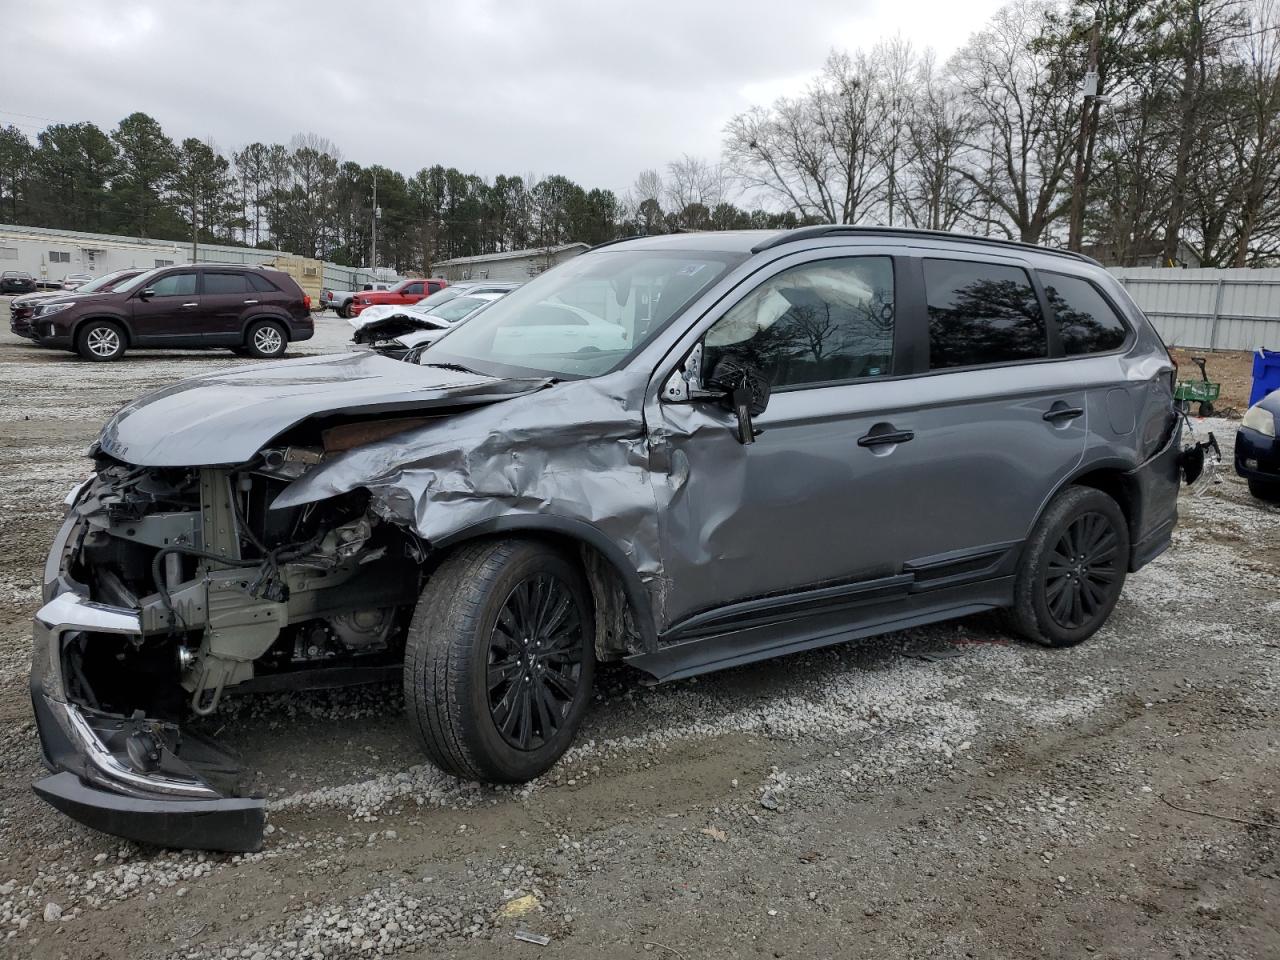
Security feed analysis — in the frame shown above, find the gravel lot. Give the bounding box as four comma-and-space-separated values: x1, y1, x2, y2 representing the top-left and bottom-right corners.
0, 305, 1277, 959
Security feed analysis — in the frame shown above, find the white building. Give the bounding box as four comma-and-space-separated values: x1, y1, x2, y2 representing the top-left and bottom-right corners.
432, 243, 589, 282
0, 223, 297, 284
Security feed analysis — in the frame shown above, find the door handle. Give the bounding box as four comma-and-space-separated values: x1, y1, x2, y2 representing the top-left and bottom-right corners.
243, 299, 259, 304
1042, 406, 1084, 423
858, 428, 915, 447
181, 302, 198, 307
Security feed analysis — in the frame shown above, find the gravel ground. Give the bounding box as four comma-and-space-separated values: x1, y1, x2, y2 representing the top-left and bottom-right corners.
0, 306, 1277, 959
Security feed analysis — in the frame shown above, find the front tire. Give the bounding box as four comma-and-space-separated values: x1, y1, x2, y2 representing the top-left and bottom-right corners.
244, 320, 288, 358
1008, 486, 1130, 648
405, 539, 595, 782
76, 320, 126, 361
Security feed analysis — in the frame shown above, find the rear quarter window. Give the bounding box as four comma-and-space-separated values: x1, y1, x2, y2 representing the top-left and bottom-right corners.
1041, 271, 1130, 355
248, 272, 280, 293
923, 259, 1048, 369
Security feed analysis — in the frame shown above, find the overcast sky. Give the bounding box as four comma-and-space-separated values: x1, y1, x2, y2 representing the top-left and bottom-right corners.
3, 0, 1009, 196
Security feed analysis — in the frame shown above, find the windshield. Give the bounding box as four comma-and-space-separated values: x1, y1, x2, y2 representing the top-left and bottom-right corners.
427, 295, 498, 324
78, 270, 136, 293
415, 285, 467, 309
112, 267, 170, 293
424, 250, 744, 378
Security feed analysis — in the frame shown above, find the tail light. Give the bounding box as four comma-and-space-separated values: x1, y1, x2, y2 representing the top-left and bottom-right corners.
303, 294, 312, 310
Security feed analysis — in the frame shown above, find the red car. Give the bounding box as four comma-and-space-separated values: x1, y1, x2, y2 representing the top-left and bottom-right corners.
350, 278, 447, 316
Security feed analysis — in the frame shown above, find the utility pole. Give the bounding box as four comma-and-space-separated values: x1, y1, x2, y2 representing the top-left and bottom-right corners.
370, 172, 379, 271
1068, 18, 1102, 252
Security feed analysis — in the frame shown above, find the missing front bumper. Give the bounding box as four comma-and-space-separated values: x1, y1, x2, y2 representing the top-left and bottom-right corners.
30, 592, 266, 853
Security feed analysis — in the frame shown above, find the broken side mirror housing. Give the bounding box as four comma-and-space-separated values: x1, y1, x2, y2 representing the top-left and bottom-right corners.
705, 356, 771, 444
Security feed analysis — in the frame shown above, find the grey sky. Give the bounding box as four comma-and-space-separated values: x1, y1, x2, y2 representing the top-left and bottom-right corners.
3, 0, 1009, 195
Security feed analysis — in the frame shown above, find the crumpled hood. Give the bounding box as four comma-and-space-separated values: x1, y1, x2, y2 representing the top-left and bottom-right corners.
97, 351, 550, 467
352, 313, 446, 344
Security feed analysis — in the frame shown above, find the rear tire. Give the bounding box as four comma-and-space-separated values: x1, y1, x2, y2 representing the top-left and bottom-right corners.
1008, 486, 1130, 648
243, 320, 287, 359
75, 320, 126, 361
404, 539, 595, 783
1248, 478, 1280, 503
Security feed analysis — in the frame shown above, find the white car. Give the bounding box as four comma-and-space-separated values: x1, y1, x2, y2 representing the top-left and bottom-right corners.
348, 282, 521, 333
356, 293, 509, 358
490, 303, 630, 357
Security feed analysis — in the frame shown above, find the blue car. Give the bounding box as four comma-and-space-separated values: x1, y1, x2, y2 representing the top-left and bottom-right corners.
1236, 390, 1280, 501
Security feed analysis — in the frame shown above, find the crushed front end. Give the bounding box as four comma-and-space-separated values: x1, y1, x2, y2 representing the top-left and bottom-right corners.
31, 449, 423, 852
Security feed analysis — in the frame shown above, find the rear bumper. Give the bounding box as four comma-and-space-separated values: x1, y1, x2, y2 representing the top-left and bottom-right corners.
1235, 426, 1280, 480
1125, 419, 1182, 571
30, 591, 265, 852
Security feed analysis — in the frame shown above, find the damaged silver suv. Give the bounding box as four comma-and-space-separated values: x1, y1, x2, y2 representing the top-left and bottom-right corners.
31, 227, 1187, 852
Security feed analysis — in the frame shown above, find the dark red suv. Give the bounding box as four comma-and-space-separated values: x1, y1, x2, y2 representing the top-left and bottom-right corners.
28, 263, 314, 361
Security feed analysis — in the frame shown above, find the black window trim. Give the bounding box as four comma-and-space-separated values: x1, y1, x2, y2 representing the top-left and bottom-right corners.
1037, 268, 1136, 360
203, 270, 254, 295
705, 252, 910, 397
915, 252, 1056, 374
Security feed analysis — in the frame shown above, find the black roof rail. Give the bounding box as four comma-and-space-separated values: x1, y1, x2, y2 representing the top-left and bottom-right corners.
587, 234, 645, 252
750, 225, 1101, 266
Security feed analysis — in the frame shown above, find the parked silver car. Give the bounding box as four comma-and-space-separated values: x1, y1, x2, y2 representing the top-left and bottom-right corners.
30, 227, 1190, 852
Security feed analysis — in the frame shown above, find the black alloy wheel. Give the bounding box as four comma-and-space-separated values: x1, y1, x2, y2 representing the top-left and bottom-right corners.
1042, 511, 1123, 630
486, 573, 585, 750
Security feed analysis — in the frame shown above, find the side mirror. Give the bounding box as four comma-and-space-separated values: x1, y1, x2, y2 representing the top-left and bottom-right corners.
138, 288, 155, 300
706, 356, 771, 445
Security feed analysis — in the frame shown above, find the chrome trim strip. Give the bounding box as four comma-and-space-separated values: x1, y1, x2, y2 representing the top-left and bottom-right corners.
35, 591, 141, 635
59, 701, 220, 800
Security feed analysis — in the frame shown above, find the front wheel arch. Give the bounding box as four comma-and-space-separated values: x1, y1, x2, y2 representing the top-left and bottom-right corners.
431, 517, 659, 656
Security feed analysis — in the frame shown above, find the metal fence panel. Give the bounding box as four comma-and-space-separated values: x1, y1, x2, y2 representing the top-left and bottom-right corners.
1110, 267, 1280, 352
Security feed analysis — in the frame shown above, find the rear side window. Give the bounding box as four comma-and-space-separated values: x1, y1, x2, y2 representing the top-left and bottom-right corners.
924, 259, 1047, 369
247, 273, 279, 293
705, 256, 895, 388
1042, 271, 1129, 355
204, 272, 250, 294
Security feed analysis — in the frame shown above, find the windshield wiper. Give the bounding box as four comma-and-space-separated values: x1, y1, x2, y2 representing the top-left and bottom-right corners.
420, 361, 484, 375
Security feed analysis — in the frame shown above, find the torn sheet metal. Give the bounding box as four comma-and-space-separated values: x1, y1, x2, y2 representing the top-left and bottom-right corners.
271, 369, 667, 629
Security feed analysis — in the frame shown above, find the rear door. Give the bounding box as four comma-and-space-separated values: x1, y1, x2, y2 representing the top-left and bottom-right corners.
891, 255, 1088, 572
201, 270, 254, 344
128, 270, 201, 345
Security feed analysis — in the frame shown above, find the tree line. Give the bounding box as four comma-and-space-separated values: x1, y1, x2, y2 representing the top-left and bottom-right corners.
1, 0, 1276, 269
722, 0, 1280, 266
0, 120, 806, 273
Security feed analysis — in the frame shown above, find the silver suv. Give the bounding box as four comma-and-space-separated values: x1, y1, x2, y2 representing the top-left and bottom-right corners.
30, 227, 1184, 851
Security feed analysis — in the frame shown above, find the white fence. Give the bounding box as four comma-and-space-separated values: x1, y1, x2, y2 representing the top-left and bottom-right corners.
1109, 267, 1280, 352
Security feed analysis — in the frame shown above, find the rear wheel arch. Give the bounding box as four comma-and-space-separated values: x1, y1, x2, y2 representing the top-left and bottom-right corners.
431, 517, 658, 657
1026, 460, 1138, 563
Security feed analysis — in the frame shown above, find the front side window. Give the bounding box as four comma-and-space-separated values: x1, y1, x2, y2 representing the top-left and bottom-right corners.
203, 272, 250, 295
704, 256, 895, 388
147, 272, 198, 297
426, 249, 745, 379
924, 259, 1047, 369
1042, 271, 1129, 356
402, 282, 424, 296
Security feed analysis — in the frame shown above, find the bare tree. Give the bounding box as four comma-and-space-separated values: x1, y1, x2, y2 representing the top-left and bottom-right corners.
901, 51, 976, 230
949, 0, 1079, 243
724, 50, 889, 223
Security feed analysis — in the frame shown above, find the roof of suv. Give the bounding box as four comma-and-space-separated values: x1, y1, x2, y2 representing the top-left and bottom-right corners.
595, 227, 1101, 267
